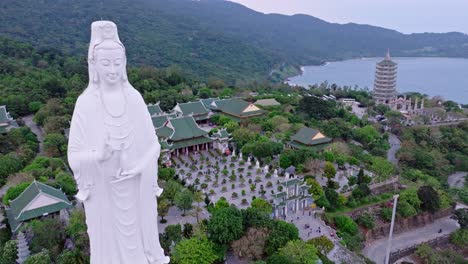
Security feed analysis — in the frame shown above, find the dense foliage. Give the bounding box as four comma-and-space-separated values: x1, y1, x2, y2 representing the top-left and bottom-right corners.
2, 0, 468, 84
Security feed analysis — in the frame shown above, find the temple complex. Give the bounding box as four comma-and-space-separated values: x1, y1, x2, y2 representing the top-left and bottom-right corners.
373, 50, 398, 105
0, 105, 18, 134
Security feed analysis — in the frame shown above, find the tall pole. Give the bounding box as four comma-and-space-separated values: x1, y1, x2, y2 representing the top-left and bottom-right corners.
385, 194, 399, 264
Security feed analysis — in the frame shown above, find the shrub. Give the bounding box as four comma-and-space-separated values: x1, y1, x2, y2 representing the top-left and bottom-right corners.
450, 228, 468, 247
356, 212, 375, 229
334, 215, 358, 235
380, 207, 393, 222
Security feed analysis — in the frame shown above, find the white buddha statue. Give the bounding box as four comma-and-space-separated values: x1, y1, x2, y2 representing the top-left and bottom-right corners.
68, 21, 169, 264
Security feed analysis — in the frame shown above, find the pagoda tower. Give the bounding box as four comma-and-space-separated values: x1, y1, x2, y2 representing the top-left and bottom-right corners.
16, 232, 31, 264
373, 50, 398, 104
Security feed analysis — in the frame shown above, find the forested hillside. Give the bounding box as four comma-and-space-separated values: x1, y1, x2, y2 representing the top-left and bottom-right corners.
1, 0, 468, 83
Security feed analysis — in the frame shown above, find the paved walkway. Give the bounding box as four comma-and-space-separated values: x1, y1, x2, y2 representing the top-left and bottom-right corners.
22, 114, 44, 155
448, 171, 467, 188
387, 133, 401, 165
363, 216, 459, 264
158, 205, 210, 232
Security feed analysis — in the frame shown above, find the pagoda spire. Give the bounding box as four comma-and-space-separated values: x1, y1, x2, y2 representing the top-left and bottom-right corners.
385, 48, 391, 60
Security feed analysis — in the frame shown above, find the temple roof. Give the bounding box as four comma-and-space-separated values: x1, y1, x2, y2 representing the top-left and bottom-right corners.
6, 181, 72, 232
254, 98, 281, 107
212, 128, 230, 139
291, 127, 332, 146
211, 98, 266, 117
169, 116, 209, 141
200, 98, 219, 109
147, 103, 163, 116
152, 115, 169, 128
0, 105, 12, 123
377, 50, 397, 67
174, 101, 210, 118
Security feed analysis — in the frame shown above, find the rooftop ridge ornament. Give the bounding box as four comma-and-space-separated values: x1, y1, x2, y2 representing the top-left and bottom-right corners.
68, 21, 169, 264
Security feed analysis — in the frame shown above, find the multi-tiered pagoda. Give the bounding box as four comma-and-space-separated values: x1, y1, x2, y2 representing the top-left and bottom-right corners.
373, 50, 398, 104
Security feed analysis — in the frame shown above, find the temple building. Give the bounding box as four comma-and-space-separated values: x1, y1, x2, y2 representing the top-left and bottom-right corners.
173, 101, 211, 124
0, 105, 18, 134
209, 98, 266, 122
287, 127, 332, 150
6, 181, 73, 232
373, 50, 398, 105
272, 178, 313, 218
155, 116, 231, 165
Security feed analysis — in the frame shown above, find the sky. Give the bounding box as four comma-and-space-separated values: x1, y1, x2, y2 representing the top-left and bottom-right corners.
228, 0, 468, 34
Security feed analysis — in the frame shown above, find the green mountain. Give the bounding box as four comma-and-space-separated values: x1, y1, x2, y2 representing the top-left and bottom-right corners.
1, 0, 468, 83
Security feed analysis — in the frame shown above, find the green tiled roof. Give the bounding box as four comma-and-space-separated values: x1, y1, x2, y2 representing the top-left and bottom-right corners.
147, 104, 163, 116
169, 116, 208, 141
0, 105, 10, 123
200, 98, 218, 109
213, 129, 230, 139
0, 125, 7, 134
291, 127, 332, 146
152, 115, 169, 128
160, 140, 173, 150
156, 126, 173, 139
289, 141, 330, 151
254, 99, 281, 106
281, 178, 303, 187
176, 101, 209, 117
6, 181, 72, 232
212, 99, 266, 117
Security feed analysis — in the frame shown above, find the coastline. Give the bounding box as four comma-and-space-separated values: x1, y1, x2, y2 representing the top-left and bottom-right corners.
284, 57, 468, 104
286, 56, 468, 83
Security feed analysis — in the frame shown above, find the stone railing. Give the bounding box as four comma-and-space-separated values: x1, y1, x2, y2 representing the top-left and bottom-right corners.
388, 234, 451, 263
342, 176, 399, 197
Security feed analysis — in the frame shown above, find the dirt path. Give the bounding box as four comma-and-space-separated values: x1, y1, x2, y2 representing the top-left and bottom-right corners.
22, 114, 45, 155
448, 171, 467, 188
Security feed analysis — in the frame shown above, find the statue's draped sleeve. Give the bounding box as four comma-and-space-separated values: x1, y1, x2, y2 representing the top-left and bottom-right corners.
67, 96, 98, 201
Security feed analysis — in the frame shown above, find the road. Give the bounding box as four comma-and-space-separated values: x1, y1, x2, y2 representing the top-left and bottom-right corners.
22, 114, 45, 154
387, 133, 401, 165
447, 171, 467, 188
424, 118, 468, 127
363, 216, 459, 264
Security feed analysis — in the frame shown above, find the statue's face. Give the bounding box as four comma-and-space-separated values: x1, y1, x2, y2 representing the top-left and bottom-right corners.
95, 48, 125, 86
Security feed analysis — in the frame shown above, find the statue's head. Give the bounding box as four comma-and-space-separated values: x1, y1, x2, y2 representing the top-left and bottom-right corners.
88, 21, 128, 87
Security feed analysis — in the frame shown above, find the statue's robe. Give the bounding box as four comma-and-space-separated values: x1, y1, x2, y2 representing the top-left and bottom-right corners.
68, 84, 166, 264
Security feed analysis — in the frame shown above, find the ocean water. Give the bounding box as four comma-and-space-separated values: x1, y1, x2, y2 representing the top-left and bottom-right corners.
288, 57, 468, 104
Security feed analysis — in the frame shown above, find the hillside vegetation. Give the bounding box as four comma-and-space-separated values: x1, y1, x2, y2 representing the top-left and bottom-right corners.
1, 0, 468, 83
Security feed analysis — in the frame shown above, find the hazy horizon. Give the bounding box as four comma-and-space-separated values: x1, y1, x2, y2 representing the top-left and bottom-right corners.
228, 0, 468, 34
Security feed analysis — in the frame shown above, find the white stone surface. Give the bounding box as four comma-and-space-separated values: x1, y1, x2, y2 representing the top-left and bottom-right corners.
68, 21, 169, 264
